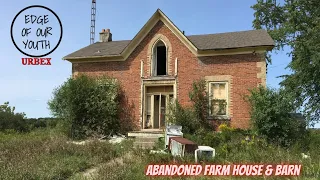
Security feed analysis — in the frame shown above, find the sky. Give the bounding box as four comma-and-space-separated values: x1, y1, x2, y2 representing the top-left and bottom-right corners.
1, 0, 315, 127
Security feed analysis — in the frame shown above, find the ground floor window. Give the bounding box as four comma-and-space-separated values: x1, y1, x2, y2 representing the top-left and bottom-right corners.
209, 82, 228, 116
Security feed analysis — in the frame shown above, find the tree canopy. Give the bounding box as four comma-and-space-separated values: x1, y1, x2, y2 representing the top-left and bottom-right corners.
252, 0, 320, 125
48, 75, 121, 139
0, 102, 27, 132
247, 86, 307, 147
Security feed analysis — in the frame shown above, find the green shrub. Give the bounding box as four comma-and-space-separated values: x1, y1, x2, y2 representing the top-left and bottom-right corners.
167, 101, 200, 134
153, 137, 165, 150
189, 79, 211, 129
296, 129, 320, 153
167, 79, 214, 134
202, 131, 222, 147
247, 86, 307, 147
48, 74, 121, 139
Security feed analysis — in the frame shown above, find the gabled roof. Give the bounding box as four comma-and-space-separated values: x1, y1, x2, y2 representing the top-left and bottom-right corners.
65, 40, 130, 58
63, 9, 274, 62
187, 29, 274, 50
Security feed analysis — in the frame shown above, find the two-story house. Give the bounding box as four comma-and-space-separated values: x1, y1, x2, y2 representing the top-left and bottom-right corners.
63, 9, 274, 131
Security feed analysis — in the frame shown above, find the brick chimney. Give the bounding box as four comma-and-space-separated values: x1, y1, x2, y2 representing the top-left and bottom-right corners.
99, 29, 112, 42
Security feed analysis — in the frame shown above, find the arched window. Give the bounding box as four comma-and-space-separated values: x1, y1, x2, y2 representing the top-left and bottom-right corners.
152, 40, 167, 76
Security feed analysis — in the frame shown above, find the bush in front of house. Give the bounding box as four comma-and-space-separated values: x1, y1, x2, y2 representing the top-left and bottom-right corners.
167, 101, 199, 134
189, 79, 212, 129
247, 86, 307, 147
48, 74, 121, 139
167, 79, 214, 134
167, 79, 307, 148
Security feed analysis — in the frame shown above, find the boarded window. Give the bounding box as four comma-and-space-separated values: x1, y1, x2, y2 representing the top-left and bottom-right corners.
209, 82, 228, 116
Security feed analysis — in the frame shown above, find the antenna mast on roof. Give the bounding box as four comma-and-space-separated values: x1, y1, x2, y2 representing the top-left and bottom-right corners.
90, 0, 96, 44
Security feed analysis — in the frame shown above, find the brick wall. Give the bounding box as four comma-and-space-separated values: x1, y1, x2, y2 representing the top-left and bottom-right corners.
72, 20, 265, 129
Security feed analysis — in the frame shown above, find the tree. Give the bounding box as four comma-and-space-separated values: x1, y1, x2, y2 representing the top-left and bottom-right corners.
252, 0, 320, 126
247, 86, 307, 147
167, 79, 214, 134
0, 102, 27, 132
189, 79, 211, 128
48, 75, 121, 139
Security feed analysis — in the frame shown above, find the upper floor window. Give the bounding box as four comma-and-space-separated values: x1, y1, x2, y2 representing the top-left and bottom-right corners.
209, 82, 228, 116
152, 40, 167, 76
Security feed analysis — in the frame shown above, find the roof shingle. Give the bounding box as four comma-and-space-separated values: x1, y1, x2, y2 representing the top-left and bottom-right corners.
63, 29, 274, 59
187, 29, 274, 50
64, 40, 130, 59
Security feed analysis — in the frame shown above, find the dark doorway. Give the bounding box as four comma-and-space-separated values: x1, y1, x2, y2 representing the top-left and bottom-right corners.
156, 46, 167, 75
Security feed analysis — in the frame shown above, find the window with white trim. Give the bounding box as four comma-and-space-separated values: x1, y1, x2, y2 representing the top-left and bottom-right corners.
209, 82, 228, 116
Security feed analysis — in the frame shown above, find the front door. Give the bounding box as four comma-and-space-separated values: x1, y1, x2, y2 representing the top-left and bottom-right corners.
153, 94, 165, 129
143, 86, 174, 129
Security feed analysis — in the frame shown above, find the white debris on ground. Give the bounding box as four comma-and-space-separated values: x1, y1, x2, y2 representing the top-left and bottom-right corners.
68, 133, 126, 145
108, 134, 126, 144
69, 140, 91, 145
150, 149, 167, 154
301, 153, 310, 159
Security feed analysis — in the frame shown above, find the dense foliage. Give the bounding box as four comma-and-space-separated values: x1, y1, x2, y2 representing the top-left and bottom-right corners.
167, 79, 213, 134
167, 101, 198, 134
247, 86, 307, 147
97, 126, 320, 179
0, 102, 65, 133
0, 102, 28, 132
188, 79, 212, 129
252, 0, 320, 125
48, 75, 121, 139
26, 117, 60, 130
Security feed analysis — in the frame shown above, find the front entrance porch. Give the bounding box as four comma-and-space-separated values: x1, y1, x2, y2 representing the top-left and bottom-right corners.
142, 83, 175, 130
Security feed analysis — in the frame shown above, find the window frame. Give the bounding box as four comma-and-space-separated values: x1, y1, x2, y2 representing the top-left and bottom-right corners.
208, 81, 229, 117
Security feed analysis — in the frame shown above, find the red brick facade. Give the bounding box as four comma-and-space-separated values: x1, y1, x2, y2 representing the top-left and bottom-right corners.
72, 21, 266, 130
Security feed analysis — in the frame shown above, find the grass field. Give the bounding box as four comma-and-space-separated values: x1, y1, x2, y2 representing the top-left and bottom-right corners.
94, 138, 320, 180
0, 128, 319, 179
0, 129, 132, 180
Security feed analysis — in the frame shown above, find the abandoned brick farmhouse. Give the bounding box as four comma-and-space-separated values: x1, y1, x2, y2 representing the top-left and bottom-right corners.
63, 9, 274, 130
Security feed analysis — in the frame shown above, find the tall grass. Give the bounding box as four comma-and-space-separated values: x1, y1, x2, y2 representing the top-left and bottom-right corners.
0, 128, 132, 180
1, 128, 319, 179
94, 129, 320, 180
